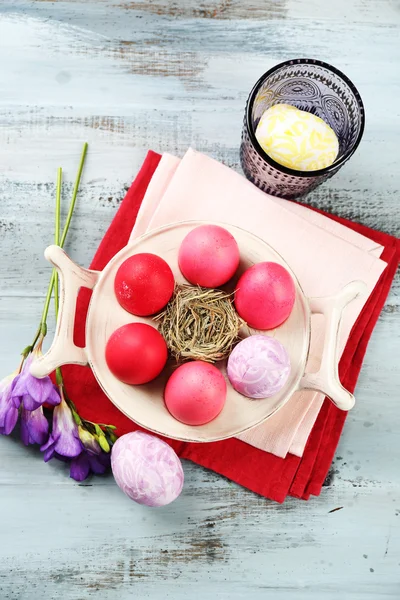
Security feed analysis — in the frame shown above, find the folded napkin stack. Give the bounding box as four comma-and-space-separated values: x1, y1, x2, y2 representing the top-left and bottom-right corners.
63, 150, 399, 502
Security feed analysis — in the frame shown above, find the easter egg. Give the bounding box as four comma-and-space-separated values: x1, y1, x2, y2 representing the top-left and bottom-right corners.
178, 225, 240, 288
234, 262, 295, 330
114, 253, 174, 316
227, 335, 290, 399
106, 323, 168, 385
164, 361, 227, 426
255, 104, 339, 171
111, 431, 184, 507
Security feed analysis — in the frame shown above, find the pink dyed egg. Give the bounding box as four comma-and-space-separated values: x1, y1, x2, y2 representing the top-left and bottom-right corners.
234, 262, 295, 330
106, 323, 167, 385
114, 253, 174, 316
164, 361, 227, 425
227, 335, 290, 399
178, 225, 240, 288
111, 431, 184, 507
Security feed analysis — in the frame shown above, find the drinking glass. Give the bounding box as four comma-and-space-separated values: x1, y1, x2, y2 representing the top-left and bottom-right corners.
240, 58, 365, 199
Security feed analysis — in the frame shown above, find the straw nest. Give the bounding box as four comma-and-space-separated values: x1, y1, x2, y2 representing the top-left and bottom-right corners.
155, 284, 243, 363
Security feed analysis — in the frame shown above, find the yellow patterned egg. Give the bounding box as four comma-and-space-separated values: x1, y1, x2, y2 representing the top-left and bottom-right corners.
255, 104, 339, 171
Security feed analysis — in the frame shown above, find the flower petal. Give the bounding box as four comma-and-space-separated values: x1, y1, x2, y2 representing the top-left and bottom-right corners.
46, 386, 61, 407
0, 380, 19, 435
11, 394, 22, 409
40, 433, 59, 461
70, 453, 90, 481
42, 443, 56, 463
10, 373, 26, 397
40, 434, 57, 453
21, 407, 49, 446
2, 404, 19, 435
24, 375, 53, 405
2, 372, 18, 394
55, 433, 82, 458
21, 393, 41, 411
20, 414, 30, 445
13, 355, 60, 409
88, 452, 110, 475
52, 398, 82, 458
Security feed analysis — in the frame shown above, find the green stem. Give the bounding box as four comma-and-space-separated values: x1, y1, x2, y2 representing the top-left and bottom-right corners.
54, 167, 62, 318
55, 368, 63, 386
39, 143, 88, 335
27, 324, 42, 354
39, 273, 55, 336
54, 167, 63, 387
59, 142, 88, 248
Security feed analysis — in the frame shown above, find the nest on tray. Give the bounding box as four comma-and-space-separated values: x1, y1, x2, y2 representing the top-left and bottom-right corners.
155, 284, 243, 363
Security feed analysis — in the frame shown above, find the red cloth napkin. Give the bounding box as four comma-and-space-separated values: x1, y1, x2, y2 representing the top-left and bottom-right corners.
63, 151, 399, 502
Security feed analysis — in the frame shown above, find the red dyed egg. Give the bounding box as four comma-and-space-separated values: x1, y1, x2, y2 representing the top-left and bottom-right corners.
115, 253, 174, 316
178, 225, 240, 288
164, 361, 226, 426
106, 323, 168, 385
235, 262, 295, 330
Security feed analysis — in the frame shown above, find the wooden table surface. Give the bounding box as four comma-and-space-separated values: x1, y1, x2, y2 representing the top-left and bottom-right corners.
0, 1, 399, 598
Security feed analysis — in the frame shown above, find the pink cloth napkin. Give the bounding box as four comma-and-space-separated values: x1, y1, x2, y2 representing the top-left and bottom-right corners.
129, 149, 387, 459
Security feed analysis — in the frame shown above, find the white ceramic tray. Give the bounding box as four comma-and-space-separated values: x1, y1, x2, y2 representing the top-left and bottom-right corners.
31, 221, 365, 442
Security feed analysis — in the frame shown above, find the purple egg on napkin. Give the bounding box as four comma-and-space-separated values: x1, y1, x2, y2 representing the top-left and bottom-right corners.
227, 335, 290, 399
111, 431, 184, 507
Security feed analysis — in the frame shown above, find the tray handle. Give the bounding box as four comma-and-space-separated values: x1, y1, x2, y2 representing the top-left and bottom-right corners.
30, 245, 100, 378
299, 281, 367, 411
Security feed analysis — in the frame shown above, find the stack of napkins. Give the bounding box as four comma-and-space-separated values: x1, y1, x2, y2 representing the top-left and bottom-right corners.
130, 149, 386, 458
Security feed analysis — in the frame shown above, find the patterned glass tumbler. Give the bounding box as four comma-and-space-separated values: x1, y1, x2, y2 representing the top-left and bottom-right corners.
240, 58, 365, 199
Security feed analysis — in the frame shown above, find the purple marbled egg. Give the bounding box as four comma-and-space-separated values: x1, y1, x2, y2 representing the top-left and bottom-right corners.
227, 335, 290, 399
111, 431, 184, 507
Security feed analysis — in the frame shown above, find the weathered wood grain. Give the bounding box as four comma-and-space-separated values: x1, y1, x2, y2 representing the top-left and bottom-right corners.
0, 0, 399, 598
0, 464, 399, 600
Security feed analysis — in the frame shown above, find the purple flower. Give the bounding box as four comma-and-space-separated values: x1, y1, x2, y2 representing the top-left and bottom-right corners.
70, 448, 110, 482
20, 406, 49, 446
40, 394, 82, 461
69, 426, 110, 481
11, 354, 60, 411
0, 372, 20, 435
